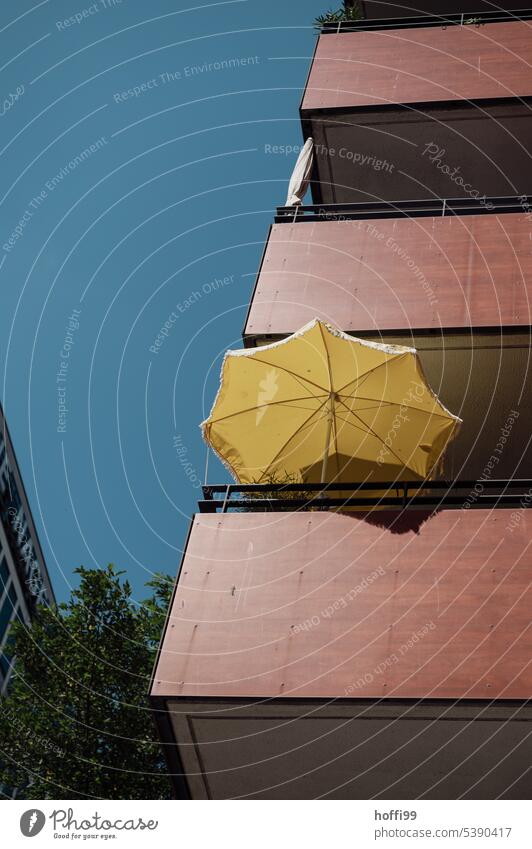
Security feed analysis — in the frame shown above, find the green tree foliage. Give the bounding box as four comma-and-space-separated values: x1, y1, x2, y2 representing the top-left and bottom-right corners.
314, 1, 363, 29
0, 565, 174, 799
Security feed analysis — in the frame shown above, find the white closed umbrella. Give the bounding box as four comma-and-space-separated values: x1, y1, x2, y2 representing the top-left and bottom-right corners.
285, 137, 314, 206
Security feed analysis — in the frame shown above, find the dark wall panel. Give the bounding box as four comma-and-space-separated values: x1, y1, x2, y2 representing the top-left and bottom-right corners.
402, 335, 532, 482
171, 701, 531, 799
308, 101, 532, 204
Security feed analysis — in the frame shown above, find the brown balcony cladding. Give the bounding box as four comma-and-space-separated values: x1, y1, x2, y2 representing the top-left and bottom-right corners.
304, 23, 532, 110
301, 22, 532, 203
245, 212, 532, 337
151, 509, 532, 799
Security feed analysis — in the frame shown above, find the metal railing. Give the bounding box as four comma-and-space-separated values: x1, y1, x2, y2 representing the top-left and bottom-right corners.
321, 9, 532, 33
274, 196, 532, 223
199, 479, 532, 513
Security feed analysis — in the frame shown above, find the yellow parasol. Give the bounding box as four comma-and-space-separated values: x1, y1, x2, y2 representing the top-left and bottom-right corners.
201, 319, 461, 486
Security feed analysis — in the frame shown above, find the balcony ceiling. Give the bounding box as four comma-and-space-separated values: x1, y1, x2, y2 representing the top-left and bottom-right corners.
164, 698, 531, 799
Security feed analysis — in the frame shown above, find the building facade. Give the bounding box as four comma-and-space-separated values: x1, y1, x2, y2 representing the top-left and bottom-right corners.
0, 405, 55, 695
151, 6, 532, 798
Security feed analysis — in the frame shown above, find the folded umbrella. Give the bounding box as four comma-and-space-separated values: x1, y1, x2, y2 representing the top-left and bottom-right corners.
285, 137, 314, 206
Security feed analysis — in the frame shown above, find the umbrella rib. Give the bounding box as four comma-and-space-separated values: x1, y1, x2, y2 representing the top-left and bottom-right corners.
332, 411, 371, 437
318, 321, 333, 394
338, 397, 395, 410
335, 396, 420, 476
335, 352, 410, 396
332, 408, 339, 478
258, 398, 329, 482
338, 395, 454, 421
246, 356, 329, 396
207, 394, 327, 425
290, 409, 333, 438
278, 403, 326, 412
318, 322, 336, 481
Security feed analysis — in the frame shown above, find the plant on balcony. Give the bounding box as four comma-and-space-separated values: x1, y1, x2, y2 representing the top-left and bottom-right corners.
314, 0, 363, 29
236, 471, 320, 511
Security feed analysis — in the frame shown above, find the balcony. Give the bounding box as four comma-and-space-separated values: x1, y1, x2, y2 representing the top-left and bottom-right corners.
301, 17, 532, 203
151, 501, 532, 798
199, 479, 532, 512
247, 197, 532, 340
243, 200, 532, 482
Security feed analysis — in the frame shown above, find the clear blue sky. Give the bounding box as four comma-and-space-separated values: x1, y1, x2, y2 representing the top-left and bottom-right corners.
0, 0, 329, 601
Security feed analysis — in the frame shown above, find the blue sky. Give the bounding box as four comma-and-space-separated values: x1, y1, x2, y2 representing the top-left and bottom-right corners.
0, 0, 330, 601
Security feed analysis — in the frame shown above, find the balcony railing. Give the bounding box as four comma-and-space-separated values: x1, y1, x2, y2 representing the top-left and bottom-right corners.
275, 195, 532, 223
199, 479, 532, 513
321, 9, 532, 33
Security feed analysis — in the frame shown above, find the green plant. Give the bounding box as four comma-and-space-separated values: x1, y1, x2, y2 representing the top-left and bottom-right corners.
314, 1, 363, 30
0, 565, 174, 799
237, 471, 319, 511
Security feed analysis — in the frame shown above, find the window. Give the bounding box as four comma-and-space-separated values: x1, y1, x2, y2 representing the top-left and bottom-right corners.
0, 584, 19, 647
0, 554, 9, 596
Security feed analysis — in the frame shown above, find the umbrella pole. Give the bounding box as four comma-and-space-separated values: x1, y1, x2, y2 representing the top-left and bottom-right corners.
320, 397, 334, 484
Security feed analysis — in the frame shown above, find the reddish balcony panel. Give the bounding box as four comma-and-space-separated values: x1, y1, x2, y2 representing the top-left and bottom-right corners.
246, 214, 532, 337
303, 23, 532, 111
152, 509, 532, 702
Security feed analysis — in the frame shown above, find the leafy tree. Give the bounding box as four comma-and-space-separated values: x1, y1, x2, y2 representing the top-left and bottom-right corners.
0, 565, 174, 799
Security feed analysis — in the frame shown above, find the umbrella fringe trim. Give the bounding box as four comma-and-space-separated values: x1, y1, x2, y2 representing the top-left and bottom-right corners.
200, 428, 242, 483
229, 318, 417, 359
199, 350, 247, 483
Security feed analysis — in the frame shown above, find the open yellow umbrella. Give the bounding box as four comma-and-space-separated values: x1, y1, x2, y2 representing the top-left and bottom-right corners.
201, 319, 461, 485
